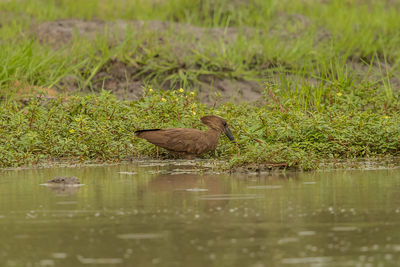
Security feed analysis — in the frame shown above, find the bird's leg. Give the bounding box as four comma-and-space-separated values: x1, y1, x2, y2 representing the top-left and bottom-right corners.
156, 147, 159, 158
184, 153, 195, 160
236, 142, 240, 157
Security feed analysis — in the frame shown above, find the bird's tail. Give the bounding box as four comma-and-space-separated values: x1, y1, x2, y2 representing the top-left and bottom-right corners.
134, 129, 161, 137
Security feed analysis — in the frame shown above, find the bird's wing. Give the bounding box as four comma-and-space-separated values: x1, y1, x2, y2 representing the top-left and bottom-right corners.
136, 128, 207, 154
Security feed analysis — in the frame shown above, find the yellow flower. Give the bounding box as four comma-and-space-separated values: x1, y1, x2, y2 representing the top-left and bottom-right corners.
192, 111, 196, 115
149, 88, 153, 92
190, 92, 195, 96
179, 88, 184, 93
75, 117, 81, 122
383, 115, 390, 119
161, 98, 167, 102
69, 129, 75, 133
336, 92, 342, 97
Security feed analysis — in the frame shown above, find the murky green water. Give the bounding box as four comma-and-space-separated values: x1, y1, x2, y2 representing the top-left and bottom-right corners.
1, 162, 400, 266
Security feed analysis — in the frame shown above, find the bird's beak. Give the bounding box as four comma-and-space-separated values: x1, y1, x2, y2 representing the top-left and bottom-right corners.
224, 127, 235, 142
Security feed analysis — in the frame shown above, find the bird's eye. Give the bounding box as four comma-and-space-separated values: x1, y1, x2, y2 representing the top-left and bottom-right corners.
223, 122, 227, 126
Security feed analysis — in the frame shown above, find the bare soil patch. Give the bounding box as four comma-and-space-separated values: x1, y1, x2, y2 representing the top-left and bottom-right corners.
33, 19, 266, 104
33, 18, 398, 104
33, 19, 256, 48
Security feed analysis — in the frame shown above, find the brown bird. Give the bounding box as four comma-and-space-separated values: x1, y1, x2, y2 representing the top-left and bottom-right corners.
135, 115, 235, 159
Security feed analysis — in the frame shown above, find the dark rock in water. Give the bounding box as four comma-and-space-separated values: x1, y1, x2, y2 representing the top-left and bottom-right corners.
47, 176, 80, 185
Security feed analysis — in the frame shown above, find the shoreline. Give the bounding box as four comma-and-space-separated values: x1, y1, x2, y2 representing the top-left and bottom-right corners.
2, 157, 400, 174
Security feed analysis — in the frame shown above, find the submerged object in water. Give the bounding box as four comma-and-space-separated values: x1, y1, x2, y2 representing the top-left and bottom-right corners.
47, 176, 81, 185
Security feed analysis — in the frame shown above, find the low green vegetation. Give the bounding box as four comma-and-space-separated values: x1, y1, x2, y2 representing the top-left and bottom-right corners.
1, 87, 399, 170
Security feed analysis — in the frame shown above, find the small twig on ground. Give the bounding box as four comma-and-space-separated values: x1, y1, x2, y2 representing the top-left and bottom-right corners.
235, 142, 240, 157
328, 135, 349, 148
266, 162, 289, 168
266, 83, 288, 113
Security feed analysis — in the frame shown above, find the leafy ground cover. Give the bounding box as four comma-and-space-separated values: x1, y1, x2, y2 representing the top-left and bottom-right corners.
1, 88, 399, 170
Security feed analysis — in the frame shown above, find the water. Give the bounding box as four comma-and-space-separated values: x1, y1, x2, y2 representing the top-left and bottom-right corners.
1, 162, 400, 266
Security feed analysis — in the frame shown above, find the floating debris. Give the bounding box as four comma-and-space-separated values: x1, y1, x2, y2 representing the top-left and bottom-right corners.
277, 237, 299, 245
185, 188, 209, 192
77, 255, 123, 264
147, 170, 167, 175
40, 176, 83, 195
298, 231, 316, 236
39, 259, 54, 266
247, 185, 282, 189
44, 176, 82, 186
281, 257, 332, 264
198, 194, 263, 200
118, 171, 137, 175
117, 233, 166, 240
331, 226, 358, 232
52, 253, 67, 259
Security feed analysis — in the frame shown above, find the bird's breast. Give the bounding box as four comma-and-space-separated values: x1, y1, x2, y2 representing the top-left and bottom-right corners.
199, 130, 221, 153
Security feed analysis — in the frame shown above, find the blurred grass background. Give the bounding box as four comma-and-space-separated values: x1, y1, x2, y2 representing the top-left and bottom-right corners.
0, 0, 399, 106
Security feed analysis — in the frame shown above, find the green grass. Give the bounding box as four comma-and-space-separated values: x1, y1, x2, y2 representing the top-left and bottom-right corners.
1, 0, 400, 169
0, 0, 399, 94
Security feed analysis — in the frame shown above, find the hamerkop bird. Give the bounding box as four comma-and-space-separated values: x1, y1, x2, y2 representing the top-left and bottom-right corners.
135, 115, 235, 159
